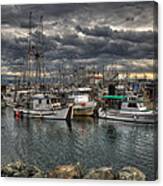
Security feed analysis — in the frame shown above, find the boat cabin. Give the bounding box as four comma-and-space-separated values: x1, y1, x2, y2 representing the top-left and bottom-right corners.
101, 95, 147, 111
68, 87, 92, 104
28, 94, 62, 111
31, 94, 53, 111
101, 95, 127, 110
121, 100, 147, 112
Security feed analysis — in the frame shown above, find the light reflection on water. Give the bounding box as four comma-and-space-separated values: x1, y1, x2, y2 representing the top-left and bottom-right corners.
1, 107, 157, 180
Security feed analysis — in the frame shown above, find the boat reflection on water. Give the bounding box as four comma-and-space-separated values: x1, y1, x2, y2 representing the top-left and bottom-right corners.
14, 113, 73, 133
72, 116, 97, 137
98, 119, 117, 139
107, 125, 117, 139
72, 116, 95, 125
1, 107, 157, 180
14, 110, 96, 135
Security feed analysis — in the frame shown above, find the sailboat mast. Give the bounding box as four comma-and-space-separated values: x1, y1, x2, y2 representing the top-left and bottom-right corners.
40, 15, 45, 84
35, 15, 45, 89
27, 11, 32, 88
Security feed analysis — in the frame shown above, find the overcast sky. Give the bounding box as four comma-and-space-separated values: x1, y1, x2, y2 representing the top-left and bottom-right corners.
1, 2, 157, 76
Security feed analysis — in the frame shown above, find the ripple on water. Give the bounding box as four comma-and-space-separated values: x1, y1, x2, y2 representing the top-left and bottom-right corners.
1, 107, 157, 180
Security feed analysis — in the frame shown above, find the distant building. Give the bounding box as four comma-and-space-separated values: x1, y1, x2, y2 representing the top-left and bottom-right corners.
118, 72, 156, 80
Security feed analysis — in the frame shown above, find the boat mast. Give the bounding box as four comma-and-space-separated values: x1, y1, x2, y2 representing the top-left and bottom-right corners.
35, 15, 45, 90
27, 11, 32, 89
40, 16, 44, 84
40, 15, 45, 85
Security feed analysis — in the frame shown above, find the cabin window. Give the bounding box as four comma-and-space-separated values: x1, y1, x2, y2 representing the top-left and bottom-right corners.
128, 102, 137, 108
39, 99, 42, 104
47, 99, 49, 104
129, 97, 136, 101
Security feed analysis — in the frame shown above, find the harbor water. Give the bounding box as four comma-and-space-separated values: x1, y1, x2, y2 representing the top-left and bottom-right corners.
1, 107, 157, 180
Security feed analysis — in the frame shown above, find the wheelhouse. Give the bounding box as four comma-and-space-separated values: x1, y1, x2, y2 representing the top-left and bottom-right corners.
100, 95, 147, 111
100, 95, 127, 110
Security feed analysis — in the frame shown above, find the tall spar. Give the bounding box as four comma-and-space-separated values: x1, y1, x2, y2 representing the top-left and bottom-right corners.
27, 12, 32, 88
35, 15, 45, 89
25, 12, 45, 90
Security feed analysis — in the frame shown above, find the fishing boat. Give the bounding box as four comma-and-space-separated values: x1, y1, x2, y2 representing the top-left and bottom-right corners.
14, 93, 73, 120
98, 95, 157, 123
69, 87, 97, 116
73, 95, 97, 116
12, 13, 74, 120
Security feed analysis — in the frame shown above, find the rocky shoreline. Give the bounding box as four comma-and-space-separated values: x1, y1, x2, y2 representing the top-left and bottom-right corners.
1, 160, 146, 180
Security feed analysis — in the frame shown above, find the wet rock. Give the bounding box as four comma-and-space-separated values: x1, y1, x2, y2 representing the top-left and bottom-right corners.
1, 161, 146, 180
47, 163, 83, 179
1, 160, 45, 178
14, 160, 26, 170
1, 166, 16, 177
12, 170, 29, 177
1, 161, 24, 177
84, 167, 114, 180
116, 166, 146, 180
30, 166, 45, 178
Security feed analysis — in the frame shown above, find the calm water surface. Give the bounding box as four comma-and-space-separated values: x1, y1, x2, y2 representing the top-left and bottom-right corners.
1, 107, 158, 180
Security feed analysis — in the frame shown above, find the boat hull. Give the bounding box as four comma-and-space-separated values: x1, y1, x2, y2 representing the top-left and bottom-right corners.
98, 108, 157, 124
14, 106, 72, 120
73, 102, 96, 116
73, 107, 95, 116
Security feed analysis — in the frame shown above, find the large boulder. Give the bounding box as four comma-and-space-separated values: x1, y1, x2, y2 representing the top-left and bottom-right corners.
47, 163, 83, 179
84, 167, 114, 180
1, 160, 45, 178
116, 166, 146, 180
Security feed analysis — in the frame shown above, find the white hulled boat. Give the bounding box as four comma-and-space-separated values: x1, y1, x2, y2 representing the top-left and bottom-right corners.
69, 87, 97, 116
98, 95, 157, 124
12, 13, 73, 120
14, 93, 73, 120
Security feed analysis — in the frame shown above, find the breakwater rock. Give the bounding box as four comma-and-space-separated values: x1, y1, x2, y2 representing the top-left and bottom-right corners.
47, 163, 84, 179
84, 167, 114, 180
115, 166, 146, 180
1, 161, 146, 180
1, 160, 45, 178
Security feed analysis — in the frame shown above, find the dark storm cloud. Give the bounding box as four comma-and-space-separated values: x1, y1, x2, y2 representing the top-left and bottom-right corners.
1, 2, 155, 29
1, 36, 26, 61
57, 26, 155, 60
1, 27, 156, 71
1, 4, 82, 26
1, 1, 157, 73
76, 25, 154, 43
76, 25, 113, 37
